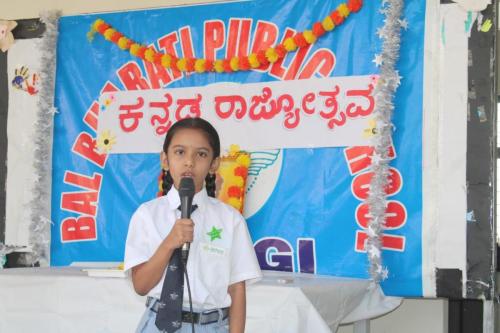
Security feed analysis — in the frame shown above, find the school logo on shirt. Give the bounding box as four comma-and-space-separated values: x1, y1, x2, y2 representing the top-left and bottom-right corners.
207, 226, 222, 241
201, 243, 226, 256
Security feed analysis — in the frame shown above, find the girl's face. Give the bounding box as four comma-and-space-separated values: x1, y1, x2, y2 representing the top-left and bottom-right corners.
161, 128, 220, 193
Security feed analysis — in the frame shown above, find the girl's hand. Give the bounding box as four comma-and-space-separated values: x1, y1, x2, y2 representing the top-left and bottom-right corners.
131, 218, 193, 296
164, 218, 194, 250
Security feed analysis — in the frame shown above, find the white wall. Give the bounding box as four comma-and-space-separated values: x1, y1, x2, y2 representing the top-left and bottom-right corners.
0, 1, 457, 333
0, 0, 224, 19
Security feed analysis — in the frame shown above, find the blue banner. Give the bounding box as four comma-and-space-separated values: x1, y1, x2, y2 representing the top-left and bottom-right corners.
52, 0, 426, 296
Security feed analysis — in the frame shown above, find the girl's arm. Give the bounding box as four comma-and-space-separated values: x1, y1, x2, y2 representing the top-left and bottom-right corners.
228, 281, 246, 333
131, 218, 194, 295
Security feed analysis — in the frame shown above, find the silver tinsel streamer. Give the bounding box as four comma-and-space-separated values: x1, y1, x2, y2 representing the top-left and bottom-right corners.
25, 11, 61, 266
366, 0, 404, 282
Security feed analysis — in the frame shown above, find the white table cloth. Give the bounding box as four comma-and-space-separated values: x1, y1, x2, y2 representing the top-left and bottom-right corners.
0, 268, 401, 333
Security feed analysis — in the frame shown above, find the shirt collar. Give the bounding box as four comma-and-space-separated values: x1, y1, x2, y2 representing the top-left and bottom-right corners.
165, 185, 209, 211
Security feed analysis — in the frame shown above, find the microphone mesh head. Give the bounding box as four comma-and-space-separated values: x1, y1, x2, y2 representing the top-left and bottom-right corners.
179, 177, 195, 197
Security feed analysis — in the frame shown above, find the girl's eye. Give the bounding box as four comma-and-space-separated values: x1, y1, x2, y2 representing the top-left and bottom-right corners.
174, 149, 184, 155
198, 151, 208, 158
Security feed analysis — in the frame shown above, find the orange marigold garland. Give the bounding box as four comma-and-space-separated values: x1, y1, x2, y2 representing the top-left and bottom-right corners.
217, 145, 251, 213
88, 0, 363, 74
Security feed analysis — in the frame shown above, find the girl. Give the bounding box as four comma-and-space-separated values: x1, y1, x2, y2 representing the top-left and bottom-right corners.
124, 117, 262, 333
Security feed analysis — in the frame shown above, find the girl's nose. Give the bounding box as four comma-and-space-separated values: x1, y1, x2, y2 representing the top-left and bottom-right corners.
184, 155, 194, 167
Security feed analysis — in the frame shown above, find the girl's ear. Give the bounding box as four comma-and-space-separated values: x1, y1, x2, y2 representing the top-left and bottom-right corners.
160, 151, 169, 170
209, 157, 220, 174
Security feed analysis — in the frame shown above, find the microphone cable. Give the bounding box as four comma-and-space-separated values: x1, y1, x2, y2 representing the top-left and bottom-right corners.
183, 257, 195, 333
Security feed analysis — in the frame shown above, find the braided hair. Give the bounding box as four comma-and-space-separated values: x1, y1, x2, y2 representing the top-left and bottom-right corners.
162, 117, 220, 198
161, 168, 175, 196
205, 173, 216, 197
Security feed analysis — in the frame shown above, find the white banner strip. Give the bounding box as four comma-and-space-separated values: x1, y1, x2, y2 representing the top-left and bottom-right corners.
98, 75, 378, 153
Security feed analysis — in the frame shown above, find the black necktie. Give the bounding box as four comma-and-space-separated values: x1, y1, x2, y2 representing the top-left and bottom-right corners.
155, 204, 197, 332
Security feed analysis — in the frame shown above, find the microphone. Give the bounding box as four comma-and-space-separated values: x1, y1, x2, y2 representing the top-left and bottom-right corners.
179, 177, 195, 263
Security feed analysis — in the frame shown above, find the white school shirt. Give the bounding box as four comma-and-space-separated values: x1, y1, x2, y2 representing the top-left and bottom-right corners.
124, 187, 262, 310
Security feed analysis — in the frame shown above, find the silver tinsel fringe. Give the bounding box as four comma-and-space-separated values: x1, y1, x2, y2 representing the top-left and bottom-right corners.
25, 11, 61, 266
366, 0, 405, 283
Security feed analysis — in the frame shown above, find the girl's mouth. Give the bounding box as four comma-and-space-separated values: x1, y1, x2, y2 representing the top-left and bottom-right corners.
181, 172, 194, 178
